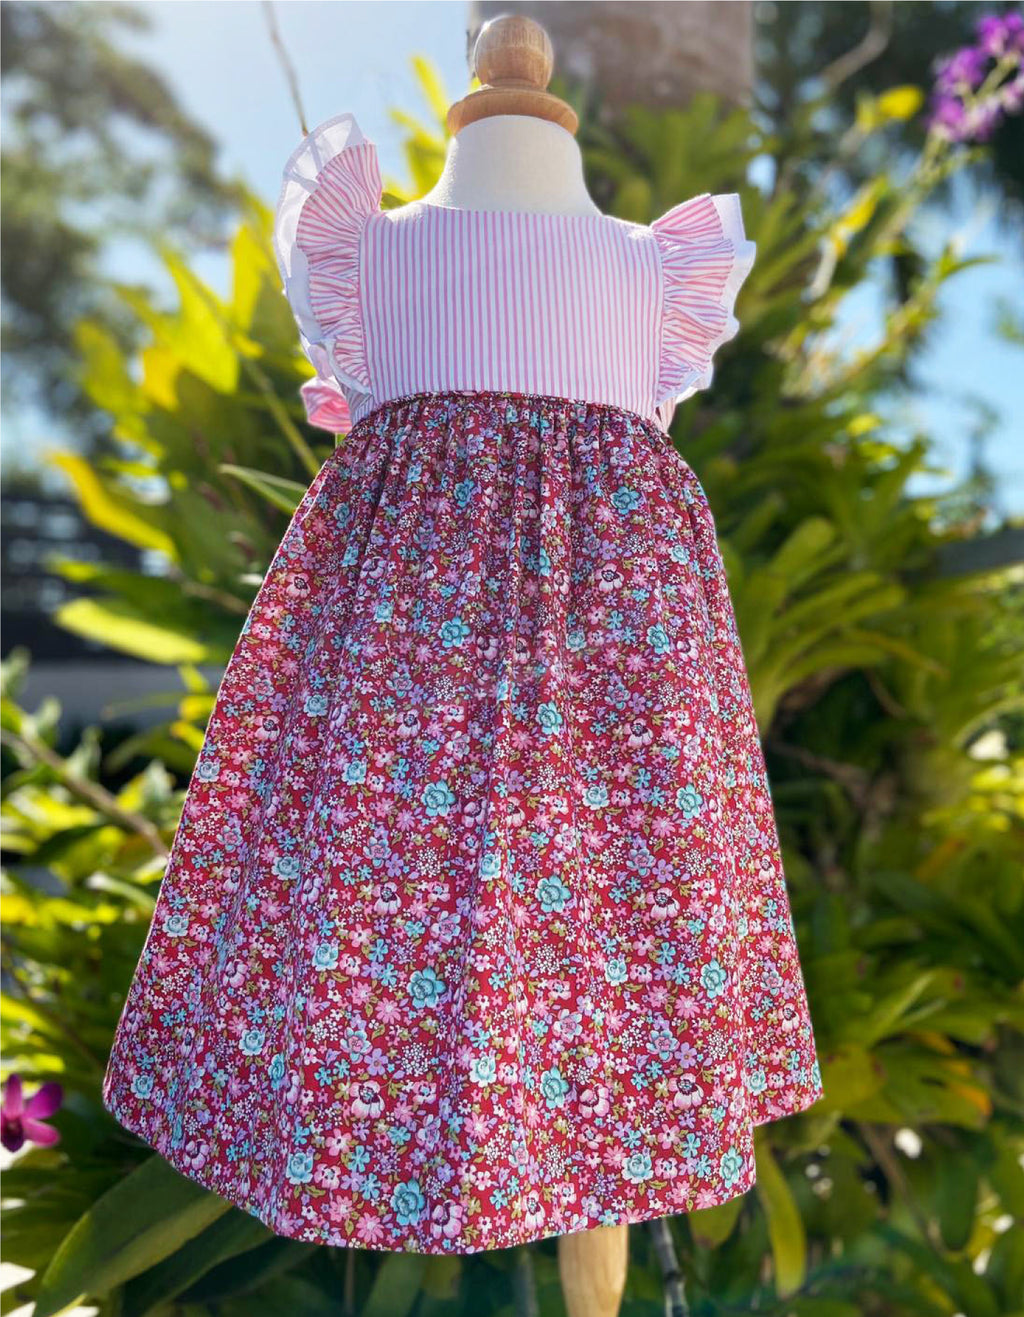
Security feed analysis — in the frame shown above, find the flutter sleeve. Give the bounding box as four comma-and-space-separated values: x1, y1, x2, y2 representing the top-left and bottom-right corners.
650, 192, 757, 427
272, 112, 383, 433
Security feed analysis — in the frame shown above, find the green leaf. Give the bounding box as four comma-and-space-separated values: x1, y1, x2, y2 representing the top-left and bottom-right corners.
219, 464, 305, 515
754, 1135, 806, 1296
936, 1151, 979, 1251
121, 1210, 274, 1317
421, 1254, 462, 1301
689, 1192, 745, 1247
47, 451, 175, 557
33, 1156, 230, 1317
412, 54, 452, 127
178, 1237, 318, 1304
361, 1253, 428, 1317
769, 517, 837, 585
55, 598, 210, 664
815, 1043, 886, 1113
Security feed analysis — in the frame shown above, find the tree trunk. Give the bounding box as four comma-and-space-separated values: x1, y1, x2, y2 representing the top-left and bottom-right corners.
469, 1, 754, 119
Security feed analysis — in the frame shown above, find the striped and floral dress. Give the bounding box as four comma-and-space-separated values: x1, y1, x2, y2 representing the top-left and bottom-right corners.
102, 110, 824, 1255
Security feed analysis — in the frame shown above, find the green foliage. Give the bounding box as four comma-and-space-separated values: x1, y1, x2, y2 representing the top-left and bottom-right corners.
3, 52, 1024, 1317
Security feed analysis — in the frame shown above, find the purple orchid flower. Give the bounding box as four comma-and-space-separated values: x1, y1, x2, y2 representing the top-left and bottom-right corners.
1, 1074, 63, 1152
926, 12, 1024, 142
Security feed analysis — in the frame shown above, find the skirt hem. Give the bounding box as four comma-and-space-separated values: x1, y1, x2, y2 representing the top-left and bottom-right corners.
101, 1079, 826, 1256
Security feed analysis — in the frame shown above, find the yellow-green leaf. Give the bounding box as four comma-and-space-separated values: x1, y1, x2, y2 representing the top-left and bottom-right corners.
47, 452, 175, 558
754, 1134, 806, 1296
689, 1192, 745, 1247
56, 599, 209, 665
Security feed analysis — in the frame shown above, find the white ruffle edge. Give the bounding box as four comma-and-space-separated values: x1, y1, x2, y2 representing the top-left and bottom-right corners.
273, 112, 382, 431
650, 192, 757, 420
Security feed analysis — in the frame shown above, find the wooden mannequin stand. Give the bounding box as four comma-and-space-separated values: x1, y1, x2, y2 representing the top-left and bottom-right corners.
445, 16, 633, 1317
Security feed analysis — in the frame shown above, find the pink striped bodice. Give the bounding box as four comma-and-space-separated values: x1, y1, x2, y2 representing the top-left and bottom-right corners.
273, 112, 756, 436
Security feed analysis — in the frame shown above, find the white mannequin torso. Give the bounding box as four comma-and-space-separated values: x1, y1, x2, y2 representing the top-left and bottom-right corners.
406, 114, 602, 217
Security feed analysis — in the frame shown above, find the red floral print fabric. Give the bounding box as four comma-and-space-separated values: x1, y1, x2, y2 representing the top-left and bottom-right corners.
103, 389, 824, 1254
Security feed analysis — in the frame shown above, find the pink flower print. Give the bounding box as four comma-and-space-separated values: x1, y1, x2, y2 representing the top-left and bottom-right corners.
670, 1073, 706, 1111
373, 883, 401, 915
182, 1138, 210, 1171
350, 1080, 385, 1119
431, 1199, 467, 1240
1, 1074, 62, 1151
285, 572, 311, 601
579, 1085, 612, 1119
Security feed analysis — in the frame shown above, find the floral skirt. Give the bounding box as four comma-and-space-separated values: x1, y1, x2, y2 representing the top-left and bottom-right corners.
102, 388, 824, 1254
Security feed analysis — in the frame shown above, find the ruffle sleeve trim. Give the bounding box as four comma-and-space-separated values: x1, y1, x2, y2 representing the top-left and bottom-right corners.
273, 112, 383, 429
299, 344, 353, 434
650, 192, 757, 410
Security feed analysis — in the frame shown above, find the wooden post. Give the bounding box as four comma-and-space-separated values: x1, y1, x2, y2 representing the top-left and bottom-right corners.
557, 1223, 629, 1317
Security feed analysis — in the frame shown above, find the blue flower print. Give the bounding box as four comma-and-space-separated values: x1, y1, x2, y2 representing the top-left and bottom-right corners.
582, 783, 609, 810
536, 702, 563, 735
720, 1146, 744, 1188
408, 968, 447, 1010
342, 543, 360, 567
304, 693, 329, 717
286, 1150, 314, 1185
374, 600, 393, 622
538, 546, 552, 576
440, 617, 471, 648
470, 1054, 497, 1086
313, 941, 339, 971
162, 913, 189, 937
700, 959, 727, 998
240, 1028, 265, 1056
605, 957, 628, 986
195, 757, 220, 782
454, 478, 475, 508
480, 852, 502, 879
611, 485, 640, 514
670, 543, 690, 564
535, 875, 572, 914
344, 759, 367, 785
422, 780, 456, 816
540, 1066, 569, 1109
622, 1150, 653, 1184
347, 1143, 371, 1172
391, 1178, 426, 1226
676, 783, 704, 817
567, 628, 586, 652
269, 1053, 286, 1089
647, 624, 671, 655
273, 855, 301, 881
131, 1073, 154, 1100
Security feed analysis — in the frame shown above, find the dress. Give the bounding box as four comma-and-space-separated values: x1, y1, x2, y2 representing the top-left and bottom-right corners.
102, 111, 824, 1255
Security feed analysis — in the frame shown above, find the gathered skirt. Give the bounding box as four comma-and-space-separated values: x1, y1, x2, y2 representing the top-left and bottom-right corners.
102, 388, 824, 1254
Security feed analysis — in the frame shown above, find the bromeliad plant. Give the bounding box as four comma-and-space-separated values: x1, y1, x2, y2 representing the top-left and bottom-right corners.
3, 29, 1023, 1317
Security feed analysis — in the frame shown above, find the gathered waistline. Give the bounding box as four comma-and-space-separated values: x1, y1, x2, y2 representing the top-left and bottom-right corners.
349, 388, 674, 441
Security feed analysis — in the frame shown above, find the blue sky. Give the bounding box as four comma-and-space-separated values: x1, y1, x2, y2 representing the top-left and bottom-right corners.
6, 0, 1022, 518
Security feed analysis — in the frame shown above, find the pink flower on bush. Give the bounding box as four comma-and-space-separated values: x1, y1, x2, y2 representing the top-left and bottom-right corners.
1, 1074, 63, 1152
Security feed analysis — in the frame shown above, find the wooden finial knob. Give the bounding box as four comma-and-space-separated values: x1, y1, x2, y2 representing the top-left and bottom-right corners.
473, 15, 553, 91
446, 14, 578, 136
